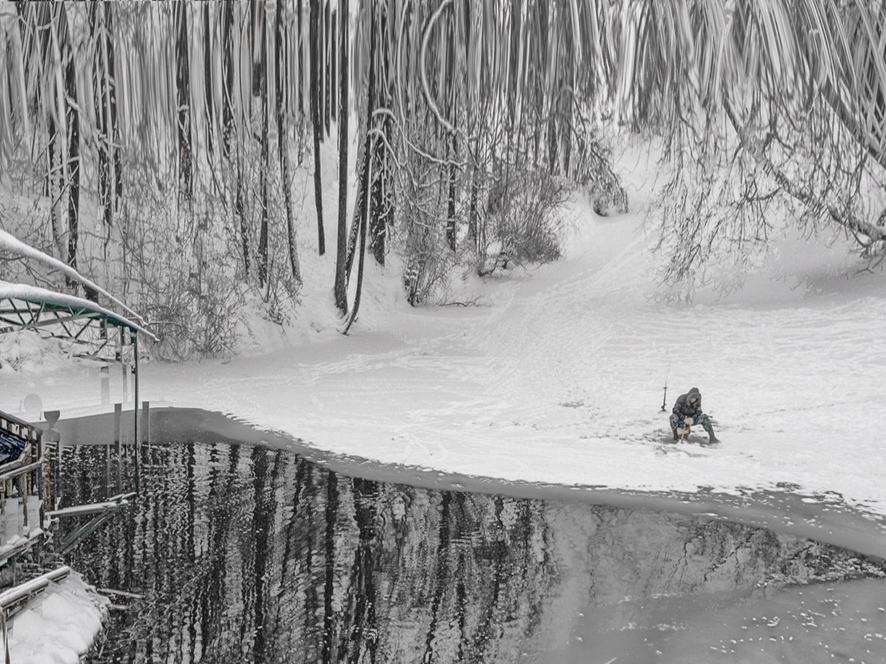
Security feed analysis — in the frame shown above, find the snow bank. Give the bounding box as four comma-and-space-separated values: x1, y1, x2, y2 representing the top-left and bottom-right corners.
5, 572, 108, 664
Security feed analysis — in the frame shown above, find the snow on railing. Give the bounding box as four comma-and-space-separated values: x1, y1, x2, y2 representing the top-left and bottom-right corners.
0, 566, 71, 660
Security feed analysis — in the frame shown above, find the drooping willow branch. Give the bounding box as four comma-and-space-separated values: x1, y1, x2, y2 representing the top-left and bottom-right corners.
723, 97, 886, 248
420, 0, 456, 137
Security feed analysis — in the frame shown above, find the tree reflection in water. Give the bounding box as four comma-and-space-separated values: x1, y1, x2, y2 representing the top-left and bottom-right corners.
58, 442, 886, 663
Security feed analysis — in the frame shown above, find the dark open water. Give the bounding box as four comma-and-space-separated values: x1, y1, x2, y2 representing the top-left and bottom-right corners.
55, 435, 886, 664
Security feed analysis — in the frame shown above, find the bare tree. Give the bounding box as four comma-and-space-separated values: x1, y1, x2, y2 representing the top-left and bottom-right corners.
174, 2, 192, 203
276, 0, 302, 283
257, 1, 270, 290
333, 0, 350, 317
310, 0, 326, 256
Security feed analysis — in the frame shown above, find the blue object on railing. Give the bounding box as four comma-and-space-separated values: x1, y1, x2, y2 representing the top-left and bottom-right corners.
0, 413, 37, 466
0, 431, 26, 466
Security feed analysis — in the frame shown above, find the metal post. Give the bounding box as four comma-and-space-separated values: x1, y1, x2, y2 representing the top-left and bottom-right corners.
44, 411, 60, 512
114, 403, 122, 491
100, 319, 109, 405
41, 441, 49, 528
120, 327, 128, 403
133, 331, 139, 497
20, 442, 29, 529
141, 401, 150, 446
100, 365, 110, 405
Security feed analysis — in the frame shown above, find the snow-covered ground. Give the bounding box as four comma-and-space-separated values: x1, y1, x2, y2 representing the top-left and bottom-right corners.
6, 146, 885, 519
3, 571, 107, 664
3, 143, 886, 660
136, 159, 886, 521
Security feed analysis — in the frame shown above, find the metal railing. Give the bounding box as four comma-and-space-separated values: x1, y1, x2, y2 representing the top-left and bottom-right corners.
0, 412, 46, 562
0, 566, 71, 659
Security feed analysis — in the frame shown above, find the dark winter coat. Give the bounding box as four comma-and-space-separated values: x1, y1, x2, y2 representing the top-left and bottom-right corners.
672, 387, 703, 420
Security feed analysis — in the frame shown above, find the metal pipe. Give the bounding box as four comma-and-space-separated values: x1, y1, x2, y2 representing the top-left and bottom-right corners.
0, 566, 70, 609
133, 331, 139, 497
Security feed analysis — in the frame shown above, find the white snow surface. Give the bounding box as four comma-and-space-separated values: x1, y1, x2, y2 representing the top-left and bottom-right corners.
4, 150, 886, 520
5, 572, 108, 664
141, 206, 886, 515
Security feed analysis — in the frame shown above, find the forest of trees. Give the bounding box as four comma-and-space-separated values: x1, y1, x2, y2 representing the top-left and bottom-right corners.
1, 1, 886, 356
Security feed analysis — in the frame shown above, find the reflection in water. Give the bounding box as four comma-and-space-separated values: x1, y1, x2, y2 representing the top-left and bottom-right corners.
58, 442, 886, 663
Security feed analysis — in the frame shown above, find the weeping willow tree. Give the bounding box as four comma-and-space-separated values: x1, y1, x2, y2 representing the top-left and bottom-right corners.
2, 0, 628, 339
362, 0, 628, 305
1, 1, 312, 357
6, 1, 883, 350
612, 0, 886, 297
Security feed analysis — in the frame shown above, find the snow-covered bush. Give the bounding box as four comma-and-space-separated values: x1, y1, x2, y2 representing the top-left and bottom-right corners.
570, 128, 628, 217
483, 170, 569, 273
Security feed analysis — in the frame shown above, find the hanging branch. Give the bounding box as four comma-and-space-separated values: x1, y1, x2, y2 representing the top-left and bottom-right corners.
310, 0, 326, 255
420, 0, 456, 136
276, 0, 301, 283
724, 97, 886, 248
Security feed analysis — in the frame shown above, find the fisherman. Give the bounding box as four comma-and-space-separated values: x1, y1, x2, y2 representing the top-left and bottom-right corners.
670, 386, 719, 444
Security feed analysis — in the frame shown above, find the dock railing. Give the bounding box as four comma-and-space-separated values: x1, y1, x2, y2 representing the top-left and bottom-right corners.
0, 411, 45, 560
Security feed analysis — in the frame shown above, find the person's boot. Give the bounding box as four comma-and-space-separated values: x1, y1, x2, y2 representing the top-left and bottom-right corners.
672, 428, 679, 442
707, 429, 720, 444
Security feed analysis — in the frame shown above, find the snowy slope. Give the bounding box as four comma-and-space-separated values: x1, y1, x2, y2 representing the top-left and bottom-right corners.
131, 153, 886, 518
4, 145, 886, 519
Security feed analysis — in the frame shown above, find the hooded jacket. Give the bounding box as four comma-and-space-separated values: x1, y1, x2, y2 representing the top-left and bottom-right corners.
672, 387, 703, 419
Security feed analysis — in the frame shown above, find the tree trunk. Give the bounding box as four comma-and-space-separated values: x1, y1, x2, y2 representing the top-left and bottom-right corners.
310, 0, 326, 255
222, 1, 249, 276
29, 3, 63, 259
237, 162, 249, 276
45, 3, 81, 286
92, 3, 119, 258
468, 169, 479, 250
323, 1, 331, 137
333, 0, 350, 316
445, 12, 457, 252
277, 0, 301, 282
258, 1, 270, 289
106, 3, 122, 206
330, 9, 337, 125
548, 109, 558, 174
296, 0, 306, 163
341, 152, 368, 336
203, 3, 214, 156
64, 17, 80, 282
175, 2, 192, 202
345, 138, 369, 282
345, 3, 378, 283
368, 3, 392, 266
222, 0, 235, 161
297, 0, 304, 119
348, 478, 379, 663
321, 470, 339, 664
422, 492, 451, 664
369, 131, 390, 265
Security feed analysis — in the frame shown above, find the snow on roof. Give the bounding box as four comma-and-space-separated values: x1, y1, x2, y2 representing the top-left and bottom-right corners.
0, 280, 156, 340
0, 228, 148, 327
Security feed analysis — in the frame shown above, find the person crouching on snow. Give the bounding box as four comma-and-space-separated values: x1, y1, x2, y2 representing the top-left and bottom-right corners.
670, 387, 719, 444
